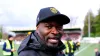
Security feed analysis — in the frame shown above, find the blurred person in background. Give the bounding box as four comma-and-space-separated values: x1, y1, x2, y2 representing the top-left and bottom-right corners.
18, 7, 70, 56
75, 41, 80, 50
2, 33, 16, 56
27, 32, 31, 36
94, 48, 100, 56
63, 37, 77, 56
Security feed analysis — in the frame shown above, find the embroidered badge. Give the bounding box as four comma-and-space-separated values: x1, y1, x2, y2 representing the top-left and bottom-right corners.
50, 7, 58, 14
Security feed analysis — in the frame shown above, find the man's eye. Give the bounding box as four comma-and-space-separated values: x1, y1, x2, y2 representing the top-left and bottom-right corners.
57, 27, 62, 30
47, 26, 52, 29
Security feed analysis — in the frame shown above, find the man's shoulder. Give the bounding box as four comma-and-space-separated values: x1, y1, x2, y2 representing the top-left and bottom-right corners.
18, 49, 39, 56
57, 51, 65, 56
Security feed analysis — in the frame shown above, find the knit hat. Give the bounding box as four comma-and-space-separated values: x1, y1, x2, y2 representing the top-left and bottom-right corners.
8, 32, 16, 38
36, 7, 70, 26
8, 34, 13, 38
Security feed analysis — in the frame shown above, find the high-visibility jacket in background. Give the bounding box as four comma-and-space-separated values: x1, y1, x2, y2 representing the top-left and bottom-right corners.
64, 40, 76, 54
3, 40, 15, 55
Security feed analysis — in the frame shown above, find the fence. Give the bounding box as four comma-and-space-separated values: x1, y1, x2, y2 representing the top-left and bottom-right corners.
81, 37, 100, 43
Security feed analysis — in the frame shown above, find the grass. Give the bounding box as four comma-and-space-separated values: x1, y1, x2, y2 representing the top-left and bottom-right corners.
0, 43, 100, 56
74, 43, 100, 56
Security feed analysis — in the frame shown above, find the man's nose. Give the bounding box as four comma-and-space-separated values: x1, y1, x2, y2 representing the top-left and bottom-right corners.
51, 27, 59, 34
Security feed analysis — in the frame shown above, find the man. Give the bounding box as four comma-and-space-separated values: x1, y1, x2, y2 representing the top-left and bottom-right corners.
64, 37, 76, 56
75, 41, 80, 50
2, 34, 16, 56
94, 48, 100, 56
18, 7, 70, 56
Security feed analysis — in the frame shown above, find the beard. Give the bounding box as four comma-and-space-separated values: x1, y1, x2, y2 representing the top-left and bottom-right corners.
44, 33, 62, 48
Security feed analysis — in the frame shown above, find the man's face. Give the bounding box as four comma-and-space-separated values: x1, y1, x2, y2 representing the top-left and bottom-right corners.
36, 21, 63, 48
9, 37, 14, 41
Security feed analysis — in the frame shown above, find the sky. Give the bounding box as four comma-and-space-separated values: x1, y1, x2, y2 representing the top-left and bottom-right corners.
0, 0, 100, 31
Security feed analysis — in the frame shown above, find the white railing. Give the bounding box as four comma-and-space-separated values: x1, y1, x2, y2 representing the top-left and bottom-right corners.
81, 37, 100, 43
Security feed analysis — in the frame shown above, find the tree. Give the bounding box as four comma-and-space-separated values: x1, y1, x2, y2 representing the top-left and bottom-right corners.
0, 25, 2, 39
83, 10, 95, 37
94, 9, 100, 37
83, 8, 100, 37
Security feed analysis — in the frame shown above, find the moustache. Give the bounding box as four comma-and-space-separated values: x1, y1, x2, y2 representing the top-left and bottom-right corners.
47, 34, 62, 40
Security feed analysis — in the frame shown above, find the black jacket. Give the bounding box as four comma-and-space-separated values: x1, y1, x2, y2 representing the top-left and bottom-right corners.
18, 31, 65, 56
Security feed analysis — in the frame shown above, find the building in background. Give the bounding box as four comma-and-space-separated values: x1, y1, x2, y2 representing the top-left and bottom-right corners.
2, 28, 82, 41
62, 28, 82, 43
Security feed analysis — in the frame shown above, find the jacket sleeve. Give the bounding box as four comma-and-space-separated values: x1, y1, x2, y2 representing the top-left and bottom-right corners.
57, 51, 65, 56
18, 50, 39, 56
2, 42, 12, 52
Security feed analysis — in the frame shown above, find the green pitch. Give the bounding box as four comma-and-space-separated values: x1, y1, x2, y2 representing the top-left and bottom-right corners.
0, 43, 100, 56
74, 43, 100, 56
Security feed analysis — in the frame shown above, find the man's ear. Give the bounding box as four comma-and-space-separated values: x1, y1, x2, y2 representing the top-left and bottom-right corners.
36, 26, 38, 30
36, 23, 43, 30
36, 24, 40, 30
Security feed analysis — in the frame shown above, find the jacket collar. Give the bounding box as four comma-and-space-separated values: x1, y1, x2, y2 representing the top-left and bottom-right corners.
18, 31, 65, 54
31, 31, 66, 52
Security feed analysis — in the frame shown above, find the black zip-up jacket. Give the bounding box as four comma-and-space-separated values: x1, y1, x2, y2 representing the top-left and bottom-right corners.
18, 31, 65, 56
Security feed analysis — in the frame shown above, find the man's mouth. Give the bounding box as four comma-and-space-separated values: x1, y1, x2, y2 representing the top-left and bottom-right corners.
48, 38, 58, 44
